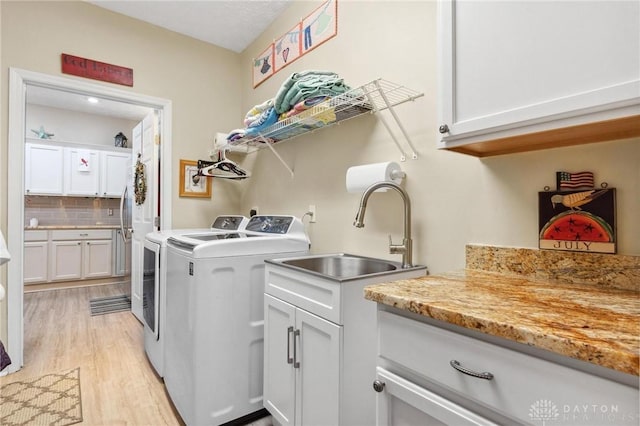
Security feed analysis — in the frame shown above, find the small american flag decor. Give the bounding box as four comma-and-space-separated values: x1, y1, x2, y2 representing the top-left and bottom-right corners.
556, 171, 594, 190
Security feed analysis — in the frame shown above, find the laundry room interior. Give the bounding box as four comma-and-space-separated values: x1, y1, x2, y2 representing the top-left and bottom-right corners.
0, 1, 638, 425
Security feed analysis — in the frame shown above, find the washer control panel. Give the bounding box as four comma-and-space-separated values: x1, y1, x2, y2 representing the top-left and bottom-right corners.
245, 216, 294, 234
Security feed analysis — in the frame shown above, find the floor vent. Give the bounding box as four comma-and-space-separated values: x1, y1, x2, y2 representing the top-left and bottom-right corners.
89, 295, 131, 316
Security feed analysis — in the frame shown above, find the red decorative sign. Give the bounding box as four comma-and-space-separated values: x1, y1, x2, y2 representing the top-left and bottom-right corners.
61, 53, 133, 87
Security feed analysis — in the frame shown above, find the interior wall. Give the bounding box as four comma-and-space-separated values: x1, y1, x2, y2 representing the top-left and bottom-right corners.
0, 1, 243, 343
1, 1, 245, 231
27, 105, 138, 146
238, 1, 640, 274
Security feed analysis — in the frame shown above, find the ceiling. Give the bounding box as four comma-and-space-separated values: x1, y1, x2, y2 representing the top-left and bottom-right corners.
88, 0, 293, 53
27, 1, 293, 120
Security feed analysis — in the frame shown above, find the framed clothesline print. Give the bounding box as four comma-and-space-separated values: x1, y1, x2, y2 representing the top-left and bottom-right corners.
275, 23, 302, 72
179, 159, 211, 198
252, 0, 338, 87
253, 44, 275, 88
302, 0, 337, 54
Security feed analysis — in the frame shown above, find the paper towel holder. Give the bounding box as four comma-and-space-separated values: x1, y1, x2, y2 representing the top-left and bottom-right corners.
345, 161, 406, 193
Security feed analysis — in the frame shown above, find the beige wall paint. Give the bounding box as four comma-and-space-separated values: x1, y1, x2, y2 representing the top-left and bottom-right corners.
238, 1, 640, 273
0, 1, 243, 341
1, 0, 638, 345
1, 1, 244, 229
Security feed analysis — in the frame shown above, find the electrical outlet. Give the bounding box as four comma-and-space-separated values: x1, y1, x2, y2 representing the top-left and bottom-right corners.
250, 206, 259, 217
309, 204, 317, 223
108, 208, 113, 216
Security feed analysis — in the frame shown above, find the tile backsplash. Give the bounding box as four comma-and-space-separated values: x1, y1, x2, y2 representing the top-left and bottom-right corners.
25, 196, 121, 227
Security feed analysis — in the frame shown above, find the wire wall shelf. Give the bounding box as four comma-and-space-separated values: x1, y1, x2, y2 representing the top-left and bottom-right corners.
225, 78, 424, 176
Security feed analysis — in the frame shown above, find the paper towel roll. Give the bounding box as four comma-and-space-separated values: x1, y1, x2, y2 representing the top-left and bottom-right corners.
346, 162, 404, 193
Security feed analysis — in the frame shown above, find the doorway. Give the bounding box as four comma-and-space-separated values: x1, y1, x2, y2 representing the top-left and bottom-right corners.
6, 68, 173, 373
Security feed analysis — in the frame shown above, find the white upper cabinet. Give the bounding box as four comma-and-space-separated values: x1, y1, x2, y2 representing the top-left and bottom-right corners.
24, 139, 131, 198
99, 151, 131, 197
64, 148, 100, 196
25, 143, 64, 195
437, 0, 640, 156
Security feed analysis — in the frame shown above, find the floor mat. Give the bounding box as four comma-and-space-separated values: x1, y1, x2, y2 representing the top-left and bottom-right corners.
0, 367, 82, 426
89, 294, 131, 316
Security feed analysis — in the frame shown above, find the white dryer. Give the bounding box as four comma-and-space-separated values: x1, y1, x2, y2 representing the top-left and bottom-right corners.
164, 215, 309, 425
143, 215, 248, 377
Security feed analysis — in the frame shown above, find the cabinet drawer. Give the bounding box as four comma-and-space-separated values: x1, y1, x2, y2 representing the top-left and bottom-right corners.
265, 265, 342, 324
378, 310, 638, 424
24, 230, 48, 241
51, 229, 112, 240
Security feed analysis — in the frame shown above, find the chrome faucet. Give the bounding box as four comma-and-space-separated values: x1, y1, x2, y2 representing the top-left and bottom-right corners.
353, 181, 413, 268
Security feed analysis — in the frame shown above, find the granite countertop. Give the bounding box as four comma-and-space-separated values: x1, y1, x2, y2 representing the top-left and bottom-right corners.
364, 245, 640, 376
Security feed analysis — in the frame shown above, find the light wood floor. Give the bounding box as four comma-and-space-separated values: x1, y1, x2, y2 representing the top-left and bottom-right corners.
1, 283, 181, 425
1, 284, 273, 426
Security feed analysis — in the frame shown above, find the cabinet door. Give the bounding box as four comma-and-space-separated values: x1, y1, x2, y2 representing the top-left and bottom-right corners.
64, 148, 100, 196
50, 240, 83, 281
296, 308, 341, 426
100, 151, 131, 197
83, 239, 113, 278
25, 143, 64, 195
375, 368, 496, 426
264, 294, 297, 426
438, 0, 640, 148
24, 241, 49, 284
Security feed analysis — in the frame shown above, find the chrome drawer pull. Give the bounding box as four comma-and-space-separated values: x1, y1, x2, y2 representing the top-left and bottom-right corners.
293, 329, 301, 369
287, 326, 294, 364
450, 360, 494, 380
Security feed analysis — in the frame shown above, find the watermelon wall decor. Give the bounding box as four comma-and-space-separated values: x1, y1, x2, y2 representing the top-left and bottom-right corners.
538, 188, 616, 254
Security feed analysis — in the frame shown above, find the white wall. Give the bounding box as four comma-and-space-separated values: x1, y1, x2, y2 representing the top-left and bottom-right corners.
26, 105, 138, 147
238, 1, 640, 274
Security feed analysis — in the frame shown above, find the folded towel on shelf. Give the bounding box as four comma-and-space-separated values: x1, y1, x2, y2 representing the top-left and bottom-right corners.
244, 107, 279, 138
244, 98, 275, 128
0, 339, 11, 372
283, 76, 349, 112
284, 95, 330, 118
226, 129, 247, 142
274, 71, 350, 114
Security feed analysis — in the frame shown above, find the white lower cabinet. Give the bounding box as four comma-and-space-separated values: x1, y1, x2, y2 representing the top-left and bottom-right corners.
263, 260, 427, 426
24, 230, 49, 284
375, 307, 639, 426
49, 229, 113, 281
375, 368, 495, 426
264, 294, 341, 426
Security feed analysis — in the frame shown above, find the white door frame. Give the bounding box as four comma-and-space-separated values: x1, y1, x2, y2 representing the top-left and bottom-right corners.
5, 67, 173, 373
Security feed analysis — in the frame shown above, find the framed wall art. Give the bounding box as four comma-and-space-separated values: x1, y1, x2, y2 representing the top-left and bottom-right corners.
179, 159, 211, 198
538, 188, 616, 254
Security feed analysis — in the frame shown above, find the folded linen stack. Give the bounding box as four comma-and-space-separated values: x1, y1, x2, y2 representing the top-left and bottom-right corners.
274, 70, 351, 115
226, 70, 352, 144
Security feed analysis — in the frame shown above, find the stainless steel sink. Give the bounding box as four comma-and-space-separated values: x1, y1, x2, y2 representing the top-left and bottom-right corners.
267, 253, 427, 281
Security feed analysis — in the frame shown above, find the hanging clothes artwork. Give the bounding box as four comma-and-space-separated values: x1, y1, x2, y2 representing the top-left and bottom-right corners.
134, 154, 147, 205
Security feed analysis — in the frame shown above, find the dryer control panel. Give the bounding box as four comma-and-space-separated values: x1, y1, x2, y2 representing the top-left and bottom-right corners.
211, 215, 248, 230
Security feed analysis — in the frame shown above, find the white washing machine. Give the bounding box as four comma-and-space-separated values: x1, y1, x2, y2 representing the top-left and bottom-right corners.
143, 215, 248, 378
164, 215, 309, 426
